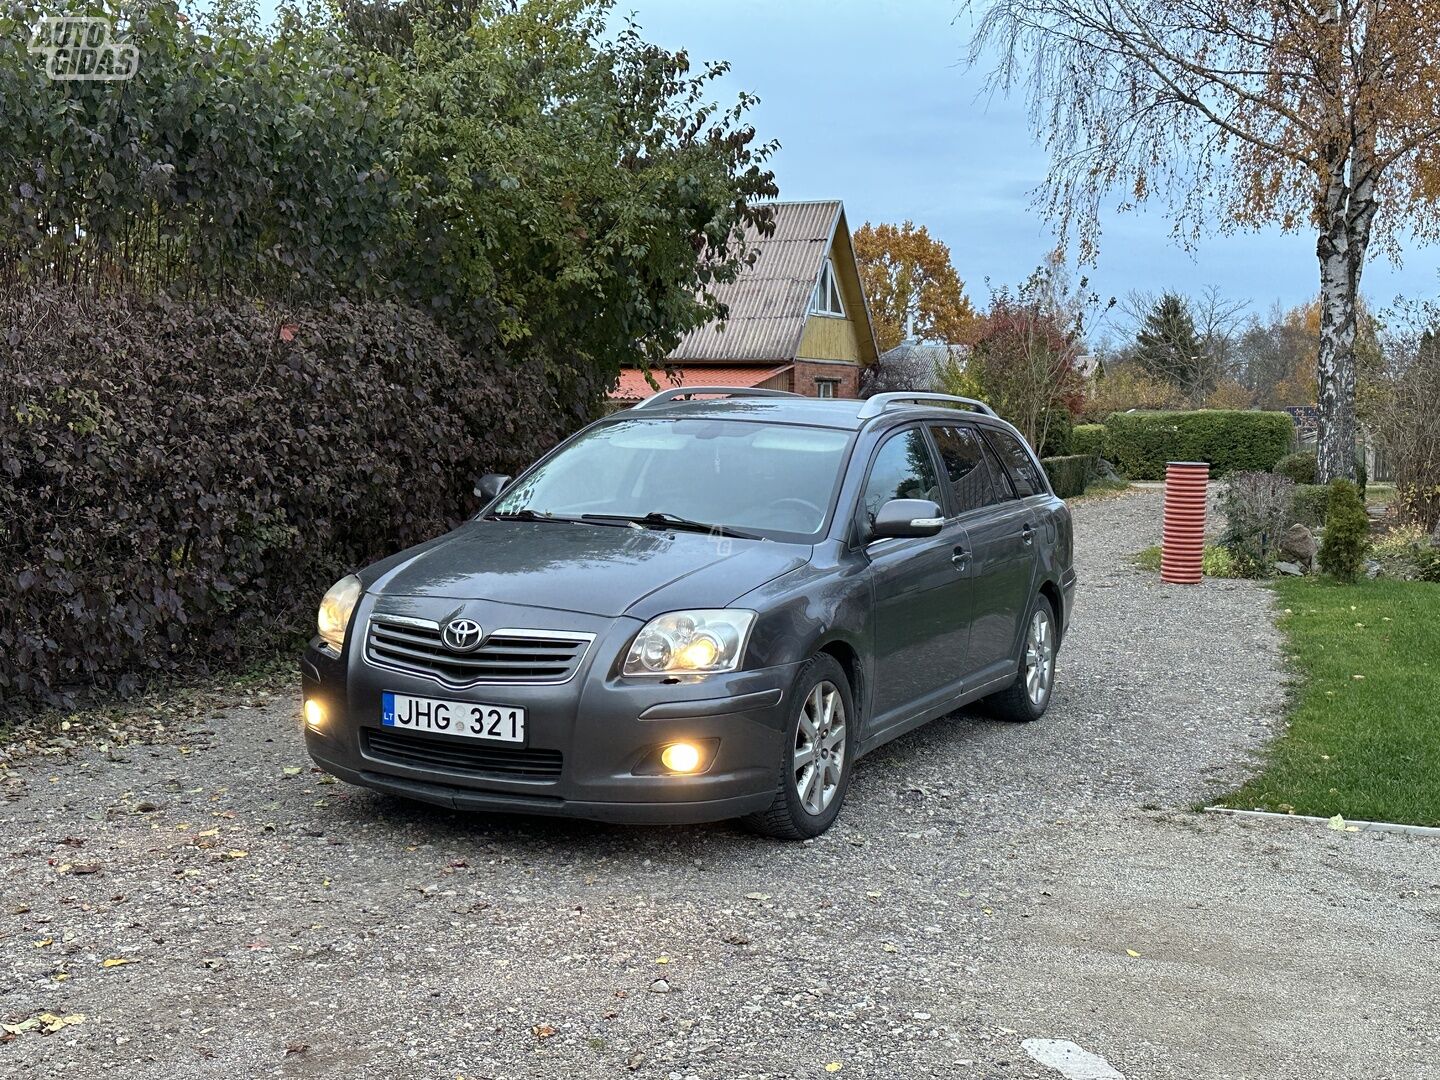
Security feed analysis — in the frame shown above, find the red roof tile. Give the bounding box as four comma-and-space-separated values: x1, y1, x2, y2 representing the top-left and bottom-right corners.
611, 365, 792, 401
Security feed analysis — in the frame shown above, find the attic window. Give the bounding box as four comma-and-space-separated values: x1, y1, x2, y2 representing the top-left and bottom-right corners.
809, 258, 845, 317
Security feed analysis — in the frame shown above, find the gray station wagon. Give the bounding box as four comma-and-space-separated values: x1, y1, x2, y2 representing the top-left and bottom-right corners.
301, 389, 1075, 838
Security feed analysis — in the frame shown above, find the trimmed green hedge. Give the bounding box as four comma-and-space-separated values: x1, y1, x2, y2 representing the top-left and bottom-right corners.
1104, 410, 1294, 480
1042, 454, 1097, 499
1072, 423, 1108, 458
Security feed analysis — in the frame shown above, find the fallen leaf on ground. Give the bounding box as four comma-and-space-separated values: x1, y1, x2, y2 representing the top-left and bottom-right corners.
101, 956, 139, 968
225, 850, 249, 859
744, 892, 771, 901
531, 1024, 557, 1040
22, 1013, 85, 1035
1126, 949, 1142, 958
825, 1063, 843, 1073
282, 767, 302, 777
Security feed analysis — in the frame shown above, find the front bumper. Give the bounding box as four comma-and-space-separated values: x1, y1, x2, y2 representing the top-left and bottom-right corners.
300, 606, 798, 824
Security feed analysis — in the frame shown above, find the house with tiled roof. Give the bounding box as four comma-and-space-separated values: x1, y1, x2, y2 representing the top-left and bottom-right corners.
611, 200, 880, 403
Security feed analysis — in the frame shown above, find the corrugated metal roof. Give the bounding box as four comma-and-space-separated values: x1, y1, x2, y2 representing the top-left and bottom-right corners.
610, 364, 792, 401
668, 200, 842, 364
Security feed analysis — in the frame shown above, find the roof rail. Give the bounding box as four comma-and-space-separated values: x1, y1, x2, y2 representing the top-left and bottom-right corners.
633, 386, 802, 409
856, 392, 996, 420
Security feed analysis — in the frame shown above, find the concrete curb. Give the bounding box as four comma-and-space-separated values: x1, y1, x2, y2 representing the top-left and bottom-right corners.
1203, 806, 1440, 839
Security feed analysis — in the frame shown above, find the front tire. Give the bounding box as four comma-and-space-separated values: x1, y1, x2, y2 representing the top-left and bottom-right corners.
982, 593, 1057, 723
742, 653, 855, 840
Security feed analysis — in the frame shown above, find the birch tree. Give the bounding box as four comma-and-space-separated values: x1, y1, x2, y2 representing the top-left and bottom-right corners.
964, 0, 1440, 482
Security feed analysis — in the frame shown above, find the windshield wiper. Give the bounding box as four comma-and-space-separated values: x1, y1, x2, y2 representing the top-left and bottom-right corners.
486, 509, 634, 529
582, 511, 763, 541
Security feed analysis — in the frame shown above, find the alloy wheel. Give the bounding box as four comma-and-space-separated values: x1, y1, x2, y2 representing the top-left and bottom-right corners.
1024, 607, 1054, 706
793, 680, 846, 816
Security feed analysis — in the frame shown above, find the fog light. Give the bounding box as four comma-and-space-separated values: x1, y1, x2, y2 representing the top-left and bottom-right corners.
660, 742, 702, 773
304, 698, 325, 730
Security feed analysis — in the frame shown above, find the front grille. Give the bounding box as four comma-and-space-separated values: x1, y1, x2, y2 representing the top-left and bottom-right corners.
364, 729, 564, 780
365, 617, 592, 686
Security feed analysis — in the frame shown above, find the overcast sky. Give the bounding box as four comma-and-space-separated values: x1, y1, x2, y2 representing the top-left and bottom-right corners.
619, 0, 1436, 324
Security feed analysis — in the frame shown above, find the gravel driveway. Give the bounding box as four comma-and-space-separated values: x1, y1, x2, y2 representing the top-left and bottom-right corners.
4, 489, 1437, 1079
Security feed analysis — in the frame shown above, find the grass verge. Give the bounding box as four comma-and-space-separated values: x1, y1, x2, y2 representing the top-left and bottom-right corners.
1217, 577, 1440, 827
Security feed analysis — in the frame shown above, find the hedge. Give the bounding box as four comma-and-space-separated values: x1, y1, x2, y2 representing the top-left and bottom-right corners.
1, 288, 572, 710
1273, 448, 1367, 493
1104, 410, 1294, 480
1041, 455, 1097, 499
1072, 423, 1108, 458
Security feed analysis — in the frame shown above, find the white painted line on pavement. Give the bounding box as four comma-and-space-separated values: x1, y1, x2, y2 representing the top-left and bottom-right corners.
1022, 1038, 1125, 1080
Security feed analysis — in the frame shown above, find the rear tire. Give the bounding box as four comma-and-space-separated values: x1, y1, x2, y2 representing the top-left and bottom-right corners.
982, 593, 1057, 723
742, 653, 855, 840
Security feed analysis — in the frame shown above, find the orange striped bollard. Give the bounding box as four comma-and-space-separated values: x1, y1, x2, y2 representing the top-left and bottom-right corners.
1161, 461, 1209, 584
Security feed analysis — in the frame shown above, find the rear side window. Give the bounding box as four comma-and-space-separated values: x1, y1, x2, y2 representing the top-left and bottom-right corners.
860, 427, 941, 528
929, 424, 1002, 514
985, 428, 1045, 497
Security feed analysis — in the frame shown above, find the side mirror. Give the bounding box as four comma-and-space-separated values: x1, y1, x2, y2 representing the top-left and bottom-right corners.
474, 473, 512, 501
868, 498, 944, 542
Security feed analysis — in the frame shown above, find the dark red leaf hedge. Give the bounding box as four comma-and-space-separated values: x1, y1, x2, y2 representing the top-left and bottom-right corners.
0, 287, 572, 709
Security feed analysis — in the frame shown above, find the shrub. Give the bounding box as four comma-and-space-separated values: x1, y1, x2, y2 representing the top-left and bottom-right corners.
1290, 484, 1331, 528
1038, 410, 1074, 457
1041, 455, 1096, 499
1103, 409, 1295, 480
1072, 423, 1108, 458
1275, 448, 1366, 491
1396, 484, 1440, 534
1080, 364, 1183, 420
1373, 524, 1440, 582
1220, 471, 1297, 573
1274, 450, 1318, 485
1317, 480, 1371, 582
0, 287, 572, 710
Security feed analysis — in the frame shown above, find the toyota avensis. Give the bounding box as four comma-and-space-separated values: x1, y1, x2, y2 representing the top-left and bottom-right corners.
301, 389, 1075, 838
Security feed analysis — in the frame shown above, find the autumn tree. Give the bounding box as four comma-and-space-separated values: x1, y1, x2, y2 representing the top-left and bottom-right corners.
964, 0, 1440, 482
853, 221, 977, 352
948, 255, 1103, 452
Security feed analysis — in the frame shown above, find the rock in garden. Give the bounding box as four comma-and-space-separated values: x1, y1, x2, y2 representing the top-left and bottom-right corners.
1274, 561, 1304, 576
1279, 524, 1317, 566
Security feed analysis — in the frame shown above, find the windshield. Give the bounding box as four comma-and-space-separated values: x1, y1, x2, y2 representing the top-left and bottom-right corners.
491, 417, 853, 539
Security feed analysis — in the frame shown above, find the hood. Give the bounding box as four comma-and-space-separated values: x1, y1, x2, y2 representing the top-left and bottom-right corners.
363, 519, 810, 618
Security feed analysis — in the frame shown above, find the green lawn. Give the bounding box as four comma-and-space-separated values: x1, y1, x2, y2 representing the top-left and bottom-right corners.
1219, 577, 1440, 826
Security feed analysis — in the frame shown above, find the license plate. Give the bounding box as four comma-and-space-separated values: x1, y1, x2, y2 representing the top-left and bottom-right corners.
381, 691, 526, 744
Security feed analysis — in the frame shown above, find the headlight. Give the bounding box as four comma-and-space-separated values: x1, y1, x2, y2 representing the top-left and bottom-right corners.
317, 574, 362, 651
623, 610, 756, 677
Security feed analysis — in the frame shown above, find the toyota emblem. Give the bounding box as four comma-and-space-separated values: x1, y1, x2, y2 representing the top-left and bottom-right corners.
441, 618, 484, 653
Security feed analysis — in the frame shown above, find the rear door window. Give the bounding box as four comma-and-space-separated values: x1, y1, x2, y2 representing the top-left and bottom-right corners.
928, 423, 1003, 514
984, 427, 1045, 497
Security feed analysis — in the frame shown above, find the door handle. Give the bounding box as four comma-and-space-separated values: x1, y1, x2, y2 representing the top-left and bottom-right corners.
951, 545, 970, 572
1020, 523, 1035, 546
